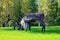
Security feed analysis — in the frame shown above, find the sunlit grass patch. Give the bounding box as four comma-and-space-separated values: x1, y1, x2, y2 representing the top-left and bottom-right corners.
0, 26, 60, 40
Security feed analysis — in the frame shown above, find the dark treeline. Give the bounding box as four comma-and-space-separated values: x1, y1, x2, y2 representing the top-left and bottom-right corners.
0, 0, 59, 27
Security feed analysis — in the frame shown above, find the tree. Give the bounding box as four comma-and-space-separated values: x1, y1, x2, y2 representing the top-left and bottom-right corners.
28, 0, 38, 13
46, 0, 58, 25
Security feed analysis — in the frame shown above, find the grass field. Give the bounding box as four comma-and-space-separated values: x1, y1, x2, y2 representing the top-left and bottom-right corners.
0, 26, 60, 40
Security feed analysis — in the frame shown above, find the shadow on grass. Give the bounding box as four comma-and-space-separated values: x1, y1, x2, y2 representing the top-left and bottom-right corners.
30, 27, 60, 34
0, 27, 60, 34
0, 27, 14, 31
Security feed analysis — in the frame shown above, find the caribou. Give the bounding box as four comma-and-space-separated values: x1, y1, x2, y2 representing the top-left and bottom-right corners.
20, 12, 46, 32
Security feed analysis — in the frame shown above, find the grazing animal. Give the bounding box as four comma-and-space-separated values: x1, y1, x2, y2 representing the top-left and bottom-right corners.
20, 18, 26, 29
20, 12, 46, 32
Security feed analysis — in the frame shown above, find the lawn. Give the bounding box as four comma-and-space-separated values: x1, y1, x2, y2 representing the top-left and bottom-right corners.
0, 26, 60, 40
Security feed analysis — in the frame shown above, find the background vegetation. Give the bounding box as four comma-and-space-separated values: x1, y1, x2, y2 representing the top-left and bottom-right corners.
0, 0, 59, 27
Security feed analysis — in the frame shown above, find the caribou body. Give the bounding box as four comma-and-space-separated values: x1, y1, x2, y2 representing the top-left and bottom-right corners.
20, 12, 46, 32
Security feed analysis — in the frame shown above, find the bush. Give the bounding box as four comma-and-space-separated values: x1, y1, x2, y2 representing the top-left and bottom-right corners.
56, 16, 60, 25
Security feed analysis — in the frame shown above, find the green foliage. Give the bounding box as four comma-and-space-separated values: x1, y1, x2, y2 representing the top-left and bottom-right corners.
45, 0, 58, 25
13, 0, 22, 22
0, 0, 59, 26
28, 0, 38, 13
56, 16, 60, 25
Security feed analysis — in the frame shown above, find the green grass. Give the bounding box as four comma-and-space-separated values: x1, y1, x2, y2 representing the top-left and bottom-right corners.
0, 26, 60, 40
